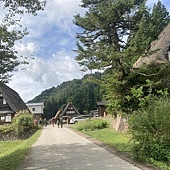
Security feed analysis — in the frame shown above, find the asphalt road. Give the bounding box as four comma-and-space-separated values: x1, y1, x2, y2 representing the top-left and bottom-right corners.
18, 125, 141, 170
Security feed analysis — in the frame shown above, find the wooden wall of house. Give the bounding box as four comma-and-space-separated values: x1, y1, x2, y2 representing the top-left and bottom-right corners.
97, 106, 105, 117
0, 96, 11, 111
0, 96, 13, 124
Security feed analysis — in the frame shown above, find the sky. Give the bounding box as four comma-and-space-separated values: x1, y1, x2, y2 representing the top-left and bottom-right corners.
2, 0, 170, 102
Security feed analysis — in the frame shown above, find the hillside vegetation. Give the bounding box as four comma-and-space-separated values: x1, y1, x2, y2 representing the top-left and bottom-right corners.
28, 74, 102, 119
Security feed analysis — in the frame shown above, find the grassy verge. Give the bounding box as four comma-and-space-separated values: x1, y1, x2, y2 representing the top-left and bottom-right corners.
72, 119, 132, 153
81, 127, 132, 152
0, 129, 42, 170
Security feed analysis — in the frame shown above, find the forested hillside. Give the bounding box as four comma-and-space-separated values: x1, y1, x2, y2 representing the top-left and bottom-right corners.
28, 74, 102, 119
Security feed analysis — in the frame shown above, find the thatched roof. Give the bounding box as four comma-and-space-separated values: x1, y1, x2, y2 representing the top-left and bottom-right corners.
0, 84, 28, 113
60, 102, 80, 117
54, 109, 62, 119
133, 23, 170, 68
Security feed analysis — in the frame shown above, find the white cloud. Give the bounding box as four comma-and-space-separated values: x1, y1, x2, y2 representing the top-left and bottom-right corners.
15, 43, 39, 57
20, 0, 84, 38
5, 0, 85, 102
8, 45, 83, 102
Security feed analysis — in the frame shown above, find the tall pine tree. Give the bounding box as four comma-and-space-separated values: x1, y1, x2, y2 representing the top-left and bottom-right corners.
74, 0, 170, 113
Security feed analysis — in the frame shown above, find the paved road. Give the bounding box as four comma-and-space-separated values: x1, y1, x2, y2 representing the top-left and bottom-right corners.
18, 125, 141, 170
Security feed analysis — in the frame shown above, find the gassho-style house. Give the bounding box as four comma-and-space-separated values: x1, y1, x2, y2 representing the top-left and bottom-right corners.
0, 84, 28, 124
0, 83, 44, 124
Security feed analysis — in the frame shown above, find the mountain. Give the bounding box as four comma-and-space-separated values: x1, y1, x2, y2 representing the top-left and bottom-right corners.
28, 74, 102, 119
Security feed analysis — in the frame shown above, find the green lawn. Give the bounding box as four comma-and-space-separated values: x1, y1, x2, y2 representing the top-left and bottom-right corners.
0, 129, 42, 170
0, 141, 22, 155
81, 127, 132, 152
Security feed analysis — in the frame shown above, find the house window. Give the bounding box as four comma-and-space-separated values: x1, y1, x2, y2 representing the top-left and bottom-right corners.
32, 108, 35, 111
66, 110, 75, 114
3, 98, 7, 104
5, 115, 11, 122
1, 116, 5, 121
68, 107, 73, 110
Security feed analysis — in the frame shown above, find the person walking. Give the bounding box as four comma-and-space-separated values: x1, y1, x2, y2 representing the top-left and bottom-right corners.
59, 116, 63, 128
44, 118, 47, 126
51, 117, 55, 127
57, 116, 63, 128
57, 117, 60, 128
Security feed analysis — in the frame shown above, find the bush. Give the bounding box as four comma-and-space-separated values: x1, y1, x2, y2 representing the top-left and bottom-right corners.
0, 124, 13, 134
12, 110, 37, 137
75, 118, 108, 131
0, 110, 39, 140
0, 124, 15, 140
129, 98, 170, 163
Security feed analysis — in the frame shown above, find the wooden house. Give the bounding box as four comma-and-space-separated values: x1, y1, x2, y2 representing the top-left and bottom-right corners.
133, 22, 170, 68
96, 101, 107, 117
0, 84, 28, 124
26, 102, 44, 118
60, 102, 80, 123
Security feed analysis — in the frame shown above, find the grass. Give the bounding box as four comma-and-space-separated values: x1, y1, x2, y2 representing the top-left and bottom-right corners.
0, 141, 22, 154
0, 129, 42, 170
72, 120, 132, 153
82, 127, 132, 152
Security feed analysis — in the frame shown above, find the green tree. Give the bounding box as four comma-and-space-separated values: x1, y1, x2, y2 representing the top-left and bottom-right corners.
127, 0, 170, 56
74, 0, 147, 75
44, 97, 58, 119
150, 0, 170, 40
123, 1, 170, 112
0, 0, 46, 82
73, 0, 148, 113
74, 0, 170, 113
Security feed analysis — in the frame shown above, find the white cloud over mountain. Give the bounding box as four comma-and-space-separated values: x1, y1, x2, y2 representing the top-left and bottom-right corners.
9, 44, 83, 102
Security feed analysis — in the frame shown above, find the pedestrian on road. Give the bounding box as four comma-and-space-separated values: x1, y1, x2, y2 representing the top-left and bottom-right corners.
44, 118, 48, 126
57, 116, 63, 128
59, 116, 63, 128
51, 117, 55, 127
57, 117, 60, 128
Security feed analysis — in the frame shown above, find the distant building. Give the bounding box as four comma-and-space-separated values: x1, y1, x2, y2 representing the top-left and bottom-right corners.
96, 102, 107, 117
26, 102, 44, 118
0, 84, 28, 124
60, 102, 80, 123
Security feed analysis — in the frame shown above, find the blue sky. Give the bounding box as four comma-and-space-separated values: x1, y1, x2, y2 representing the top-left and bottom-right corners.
3, 0, 170, 102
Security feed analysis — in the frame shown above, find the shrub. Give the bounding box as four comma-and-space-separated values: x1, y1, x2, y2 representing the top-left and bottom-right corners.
0, 124, 13, 134
0, 110, 39, 140
12, 110, 36, 137
75, 118, 108, 131
129, 98, 170, 163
